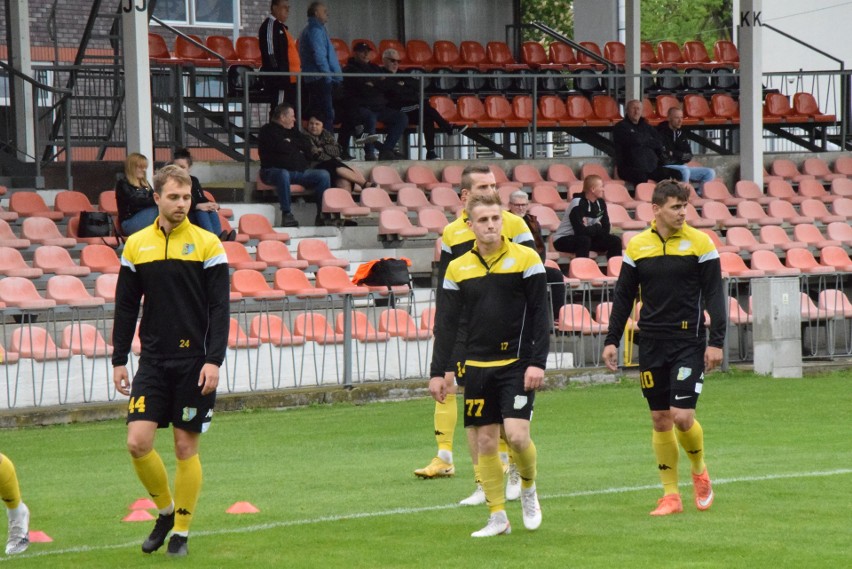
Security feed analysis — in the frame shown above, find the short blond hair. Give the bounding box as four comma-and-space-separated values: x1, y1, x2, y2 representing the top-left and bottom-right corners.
465, 190, 502, 219
153, 164, 192, 195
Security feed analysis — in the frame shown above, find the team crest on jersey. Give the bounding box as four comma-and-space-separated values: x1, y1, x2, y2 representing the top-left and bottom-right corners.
182, 407, 197, 421
502, 257, 516, 270
181, 243, 195, 255
677, 367, 692, 380
679, 240, 692, 251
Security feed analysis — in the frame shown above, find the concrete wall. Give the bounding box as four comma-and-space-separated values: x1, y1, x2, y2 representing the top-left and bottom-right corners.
760, 1, 852, 73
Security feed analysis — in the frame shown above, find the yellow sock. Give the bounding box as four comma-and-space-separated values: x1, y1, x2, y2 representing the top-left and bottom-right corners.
652, 429, 679, 495
434, 394, 457, 458
0, 454, 21, 510
174, 454, 202, 534
132, 450, 172, 510
479, 452, 505, 514
473, 463, 482, 485
514, 440, 538, 489
675, 420, 706, 475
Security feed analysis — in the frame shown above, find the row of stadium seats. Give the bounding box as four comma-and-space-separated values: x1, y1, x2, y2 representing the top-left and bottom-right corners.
148, 33, 740, 74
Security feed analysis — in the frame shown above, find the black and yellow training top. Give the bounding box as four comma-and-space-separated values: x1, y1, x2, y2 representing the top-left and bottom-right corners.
112, 217, 231, 367
430, 238, 550, 378
604, 220, 726, 349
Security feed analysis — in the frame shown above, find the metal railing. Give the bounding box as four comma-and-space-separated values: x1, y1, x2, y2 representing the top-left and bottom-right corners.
0, 60, 72, 188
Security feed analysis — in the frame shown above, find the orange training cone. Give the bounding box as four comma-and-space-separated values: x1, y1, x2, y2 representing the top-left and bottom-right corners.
130, 498, 157, 510
28, 531, 53, 543
123, 509, 155, 522
226, 501, 260, 514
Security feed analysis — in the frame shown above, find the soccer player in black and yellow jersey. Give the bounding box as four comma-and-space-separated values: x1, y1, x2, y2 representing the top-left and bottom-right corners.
0, 453, 29, 555
430, 191, 549, 537
603, 180, 726, 516
112, 165, 230, 556
415, 166, 535, 507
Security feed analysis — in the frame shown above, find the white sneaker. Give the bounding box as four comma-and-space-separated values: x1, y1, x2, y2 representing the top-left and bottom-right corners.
459, 484, 486, 506
5, 502, 29, 555
470, 510, 511, 538
506, 464, 521, 501
520, 485, 542, 530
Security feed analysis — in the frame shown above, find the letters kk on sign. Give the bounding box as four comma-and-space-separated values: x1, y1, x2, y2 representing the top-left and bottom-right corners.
740, 11, 763, 27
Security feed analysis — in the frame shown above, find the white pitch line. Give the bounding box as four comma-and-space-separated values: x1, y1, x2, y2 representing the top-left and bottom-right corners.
5, 468, 851, 562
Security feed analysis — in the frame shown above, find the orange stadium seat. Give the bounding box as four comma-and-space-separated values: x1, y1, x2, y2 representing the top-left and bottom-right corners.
801, 158, 845, 182
360, 186, 406, 213
793, 93, 836, 123
713, 40, 739, 67
405, 39, 436, 70
45, 275, 104, 307
683, 94, 727, 125
294, 312, 345, 344
249, 314, 305, 346
0, 247, 43, 278
231, 269, 287, 300
0, 277, 56, 309
485, 95, 528, 127
521, 41, 562, 70
21, 217, 76, 247
565, 95, 610, 127
235, 37, 262, 67
315, 266, 370, 296
61, 323, 113, 357
33, 245, 90, 276
656, 41, 689, 69
417, 208, 450, 234
486, 41, 528, 70
255, 240, 308, 270
759, 225, 807, 251
206, 35, 252, 66
457, 95, 502, 127
273, 268, 328, 298
335, 311, 388, 343
378, 209, 429, 240
175, 34, 220, 68
79, 243, 121, 274
222, 241, 267, 271
764, 93, 808, 123
297, 239, 349, 268
238, 213, 289, 242
54, 190, 95, 217
10, 192, 63, 220
148, 33, 184, 66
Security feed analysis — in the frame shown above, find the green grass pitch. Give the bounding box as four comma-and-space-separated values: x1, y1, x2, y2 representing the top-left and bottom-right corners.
1, 369, 850, 568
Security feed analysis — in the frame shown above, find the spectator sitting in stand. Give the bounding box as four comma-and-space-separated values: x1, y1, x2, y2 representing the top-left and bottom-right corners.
116, 152, 158, 236
381, 48, 467, 160
304, 111, 376, 193
258, 102, 331, 228
341, 42, 408, 161
613, 99, 680, 187
171, 148, 235, 241
551, 174, 623, 260
656, 106, 715, 195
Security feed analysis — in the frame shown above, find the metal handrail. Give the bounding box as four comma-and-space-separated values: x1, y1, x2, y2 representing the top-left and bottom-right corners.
0, 59, 73, 188
764, 23, 847, 148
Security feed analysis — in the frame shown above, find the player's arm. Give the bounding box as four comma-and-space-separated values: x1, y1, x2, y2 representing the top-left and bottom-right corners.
429, 276, 463, 388
522, 260, 549, 390
204, 251, 231, 368
603, 254, 640, 351
112, 259, 143, 395
699, 250, 726, 371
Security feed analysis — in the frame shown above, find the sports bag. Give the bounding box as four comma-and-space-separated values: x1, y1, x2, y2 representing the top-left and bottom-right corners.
78, 211, 114, 238
352, 257, 412, 287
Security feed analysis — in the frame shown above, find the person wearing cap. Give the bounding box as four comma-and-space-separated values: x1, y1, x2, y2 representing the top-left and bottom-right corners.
381, 48, 467, 160
341, 42, 408, 160
298, 2, 342, 133
259, 0, 301, 116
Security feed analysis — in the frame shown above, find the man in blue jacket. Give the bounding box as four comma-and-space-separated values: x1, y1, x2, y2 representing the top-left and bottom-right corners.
298, 2, 342, 132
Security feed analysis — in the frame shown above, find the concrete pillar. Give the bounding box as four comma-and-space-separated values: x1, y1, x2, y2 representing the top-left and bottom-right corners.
122, 1, 154, 181
752, 277, 802, 378
9, 0, 35, 163
624, 0, 641, 103
738, 0, 763, 185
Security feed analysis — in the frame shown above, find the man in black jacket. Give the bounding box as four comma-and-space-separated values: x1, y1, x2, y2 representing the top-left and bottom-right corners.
657, 107, 716, 194
613, 99, 679, 186
381, 48, 466, 160
258, 0, 300, 115
258, 102, 331, 227
551, 174, 622, 259
341, 42, 408, 160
